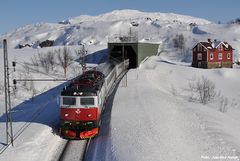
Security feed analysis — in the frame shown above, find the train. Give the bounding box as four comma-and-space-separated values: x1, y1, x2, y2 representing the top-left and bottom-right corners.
59, 59, 129, 139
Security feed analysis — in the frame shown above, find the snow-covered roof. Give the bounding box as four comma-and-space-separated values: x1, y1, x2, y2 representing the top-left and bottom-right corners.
200, 42, 212, 49
211, 40, 221, 48
197, 40, 233, 50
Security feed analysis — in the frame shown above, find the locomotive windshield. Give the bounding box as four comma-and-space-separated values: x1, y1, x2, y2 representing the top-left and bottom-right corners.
62, 97, 76, 106
80, 97, 95, 106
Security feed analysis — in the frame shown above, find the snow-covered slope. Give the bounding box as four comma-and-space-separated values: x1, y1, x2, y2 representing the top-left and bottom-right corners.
0, 10, 240, 161
109, 56, 240, 161
1, 10, 240, 62
63, 10, 210, 24
0, 10, 210, 48
83, 56, 240, 161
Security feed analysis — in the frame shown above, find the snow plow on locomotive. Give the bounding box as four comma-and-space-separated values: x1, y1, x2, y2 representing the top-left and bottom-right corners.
59, 60, 129, 139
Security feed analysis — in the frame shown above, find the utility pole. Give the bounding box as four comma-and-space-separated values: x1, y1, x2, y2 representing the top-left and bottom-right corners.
3, 39, 13, 146
79, 45, 87, 72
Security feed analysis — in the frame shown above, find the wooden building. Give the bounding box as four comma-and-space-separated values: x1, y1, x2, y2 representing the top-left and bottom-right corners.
192, 39, 233, 68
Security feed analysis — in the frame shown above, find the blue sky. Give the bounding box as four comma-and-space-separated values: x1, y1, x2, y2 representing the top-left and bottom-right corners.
0, 0, 239, 34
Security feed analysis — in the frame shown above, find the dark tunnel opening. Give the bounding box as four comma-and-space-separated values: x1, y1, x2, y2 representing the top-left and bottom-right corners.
110, 46, 137, 68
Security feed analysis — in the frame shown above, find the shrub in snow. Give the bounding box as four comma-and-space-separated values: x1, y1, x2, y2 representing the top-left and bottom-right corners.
188, 76, 216, 104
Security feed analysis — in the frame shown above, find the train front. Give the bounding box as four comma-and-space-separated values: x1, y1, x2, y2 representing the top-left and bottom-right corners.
60, 88, 99, 139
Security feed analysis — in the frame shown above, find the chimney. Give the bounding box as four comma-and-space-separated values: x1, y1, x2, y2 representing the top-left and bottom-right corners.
207, 38, 211, 43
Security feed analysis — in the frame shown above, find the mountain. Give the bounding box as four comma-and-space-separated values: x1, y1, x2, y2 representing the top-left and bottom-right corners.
0, 9, 239, 61
0, 10, 240, 161
0, 10, 212, 47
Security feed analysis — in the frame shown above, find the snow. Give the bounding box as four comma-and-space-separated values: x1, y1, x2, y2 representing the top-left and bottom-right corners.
192, 26, 208, 35
0, 9, 240, 161
83, 56, 240, 161
0, 83, 66, 161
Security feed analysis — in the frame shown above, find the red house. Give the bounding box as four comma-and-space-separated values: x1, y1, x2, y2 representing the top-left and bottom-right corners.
192, 39, 233, 68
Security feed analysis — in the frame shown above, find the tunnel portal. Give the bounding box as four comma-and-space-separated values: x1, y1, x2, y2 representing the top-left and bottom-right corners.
110, 46, 137, 69
108, 42, 159, 69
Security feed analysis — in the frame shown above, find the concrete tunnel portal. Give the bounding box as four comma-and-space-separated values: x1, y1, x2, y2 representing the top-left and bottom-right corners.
110, 45, 137, 69
108, 42, 159, 69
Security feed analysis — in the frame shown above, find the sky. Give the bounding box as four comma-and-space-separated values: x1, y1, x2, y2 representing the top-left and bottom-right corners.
0, 0, 239, 34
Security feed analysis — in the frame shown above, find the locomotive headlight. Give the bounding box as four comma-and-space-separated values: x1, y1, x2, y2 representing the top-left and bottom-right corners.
87, 114, 92, 118
65, 113, 69, 117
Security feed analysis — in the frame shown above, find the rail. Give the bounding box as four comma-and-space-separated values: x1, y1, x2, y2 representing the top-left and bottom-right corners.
56, 60, 129, 161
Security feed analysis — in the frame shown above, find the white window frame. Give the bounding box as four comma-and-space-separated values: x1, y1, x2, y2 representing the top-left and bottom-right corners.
218, 53, 222, 60
210, 53, 214, 60
197, 53, 202, 60
227, 53, 231, 59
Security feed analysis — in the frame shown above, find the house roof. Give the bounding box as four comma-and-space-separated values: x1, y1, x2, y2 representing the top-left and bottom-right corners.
197, 40, 233, 50
223, 41, 233, 50
200, 42, 212, 49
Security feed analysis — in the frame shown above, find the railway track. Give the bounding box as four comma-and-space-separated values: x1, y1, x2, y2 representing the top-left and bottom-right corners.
57, 139, 90, 161
57, 70, 128, 161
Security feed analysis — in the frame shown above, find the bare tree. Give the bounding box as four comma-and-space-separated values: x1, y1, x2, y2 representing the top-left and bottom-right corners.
31, 52, 48, 73
219, 96, 228, 113
46, 51, 56, 71
23, 62, 30, 74
188, 76, 216, 104
21, 73, 34, 92
31, 54, 40, 67
173, 34, 185, 54
37, 53, 46, 68
32, 51, 57, 73
57, 46, 73, 77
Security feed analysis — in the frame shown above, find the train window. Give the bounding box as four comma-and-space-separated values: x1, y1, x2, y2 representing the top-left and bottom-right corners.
80, 98, 95, 106
63, 97, 76, 106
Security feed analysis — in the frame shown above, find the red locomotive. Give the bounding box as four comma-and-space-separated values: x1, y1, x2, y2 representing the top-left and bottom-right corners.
59, 60, 128, 139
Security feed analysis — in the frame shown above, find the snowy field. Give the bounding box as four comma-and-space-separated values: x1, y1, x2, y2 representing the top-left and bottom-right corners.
110, 56, 240, 161
0, 10, 240, 161
82, 55, 240, 161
